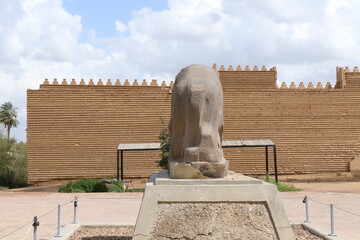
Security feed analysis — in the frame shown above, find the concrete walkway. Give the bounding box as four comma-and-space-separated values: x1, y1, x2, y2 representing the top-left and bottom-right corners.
0, 192, 143, 240
0, 191, 359, 240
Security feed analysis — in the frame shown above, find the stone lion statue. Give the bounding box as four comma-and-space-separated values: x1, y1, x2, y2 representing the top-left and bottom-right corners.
168, 64, 228, 178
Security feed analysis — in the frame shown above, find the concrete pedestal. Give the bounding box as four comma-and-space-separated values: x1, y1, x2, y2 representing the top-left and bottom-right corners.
133, 170, 295, 240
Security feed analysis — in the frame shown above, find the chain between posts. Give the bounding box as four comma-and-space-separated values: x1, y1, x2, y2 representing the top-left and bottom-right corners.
303, 196, 360, 237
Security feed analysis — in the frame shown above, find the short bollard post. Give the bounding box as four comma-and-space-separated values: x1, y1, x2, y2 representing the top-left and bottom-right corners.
33, 216, 40, 240
303, 196, 310, 223
329, 204, 337, 237
55, 204, 61, 237
72, 196, 78, 224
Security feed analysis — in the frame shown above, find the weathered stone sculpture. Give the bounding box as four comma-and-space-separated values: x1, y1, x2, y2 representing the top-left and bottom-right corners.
168, 64, 228, 178
133, 64, 295, 240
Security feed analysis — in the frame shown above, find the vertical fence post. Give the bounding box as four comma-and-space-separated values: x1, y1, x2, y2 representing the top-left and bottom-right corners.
265, 146, 269, 176
72, 196, 78, 224
121, 150, 124, 181
33, 216, 39, 240
329, 204, 337, 237
303, 196, 310, 223
117, 149, 120, 180
273, 145, 278, 183
55, 204, 61, 237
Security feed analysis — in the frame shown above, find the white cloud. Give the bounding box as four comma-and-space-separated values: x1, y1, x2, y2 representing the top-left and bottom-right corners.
1, 0, 360, 141
109, 0, 360, 81
115, 20, 127, 34
0, 0, 134, 141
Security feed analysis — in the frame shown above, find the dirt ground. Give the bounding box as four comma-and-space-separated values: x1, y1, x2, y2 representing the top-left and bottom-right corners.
270, 172, 360, 193
6, 171, 360, 193
291, 181, 360, 193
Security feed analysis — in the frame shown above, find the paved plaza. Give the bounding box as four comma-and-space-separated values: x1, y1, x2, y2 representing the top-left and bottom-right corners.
0, 190, 359, 239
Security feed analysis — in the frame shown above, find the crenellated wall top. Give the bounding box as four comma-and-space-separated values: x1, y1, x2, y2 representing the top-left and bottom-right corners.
276, 81, 333, 90
213, 63, 276, 72
38, 65, 360, 91
41, 78, 174, 89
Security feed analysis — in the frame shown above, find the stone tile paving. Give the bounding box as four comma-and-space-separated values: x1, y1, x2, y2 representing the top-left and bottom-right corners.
0, 192, 142, 240
0, 191, 359, 240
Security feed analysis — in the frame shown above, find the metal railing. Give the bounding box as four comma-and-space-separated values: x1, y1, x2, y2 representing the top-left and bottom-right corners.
0, 197, 77, 240
1, 194, 359, 239
299, 195, 360, 237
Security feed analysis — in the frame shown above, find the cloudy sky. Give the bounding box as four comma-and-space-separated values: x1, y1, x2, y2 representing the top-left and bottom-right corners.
1, 0, 360, 141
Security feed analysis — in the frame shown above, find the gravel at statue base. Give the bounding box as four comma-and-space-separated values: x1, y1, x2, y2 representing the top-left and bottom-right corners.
69, 225, 325, 240
68, 226, 133, 240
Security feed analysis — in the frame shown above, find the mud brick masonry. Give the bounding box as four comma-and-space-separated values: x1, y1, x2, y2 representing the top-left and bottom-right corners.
27, 64, 360, 182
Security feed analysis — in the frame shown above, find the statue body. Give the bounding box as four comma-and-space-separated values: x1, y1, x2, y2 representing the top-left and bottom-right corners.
169, 64, 228, 178
133, 66, 295, 240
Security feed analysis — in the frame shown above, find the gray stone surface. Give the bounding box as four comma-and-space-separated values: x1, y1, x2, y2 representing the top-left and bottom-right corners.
169, 64, 228, 178
155, 170, 262, 185
151, 202, 277, 240
133, 171, 295, 240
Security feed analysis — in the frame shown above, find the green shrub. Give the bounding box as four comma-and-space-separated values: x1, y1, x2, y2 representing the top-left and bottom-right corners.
59, 178, 107, 193
0, 167, 15, 188
158, 116, 169, 169
92, 181, 109, 192
0, 133, 27, 188
59, 178, 145, 193
0, 136, 13, 170
265, 175, 301, 192
109, 180, 126, 192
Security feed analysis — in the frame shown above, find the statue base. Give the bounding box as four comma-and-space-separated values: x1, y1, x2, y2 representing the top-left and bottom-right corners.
169, 160, 229, 179
133, 170, 295, 240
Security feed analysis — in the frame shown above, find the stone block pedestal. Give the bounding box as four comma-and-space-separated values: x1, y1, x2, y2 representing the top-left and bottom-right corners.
133, 170, 295, 240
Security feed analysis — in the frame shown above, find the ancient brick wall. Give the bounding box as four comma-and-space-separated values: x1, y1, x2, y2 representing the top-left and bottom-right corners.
27, 65, 360, 182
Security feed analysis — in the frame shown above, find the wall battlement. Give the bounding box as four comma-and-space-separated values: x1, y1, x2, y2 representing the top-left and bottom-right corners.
40, 65, 360, 91
277, 81, 333, 90
217, 64, 360, 91
213, 64, 276, 72
336, 66, 360, 89
215, 64, 277, 90
41, 78, 174, 89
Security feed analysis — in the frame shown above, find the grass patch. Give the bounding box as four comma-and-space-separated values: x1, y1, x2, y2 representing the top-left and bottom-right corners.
265, 175, 301, 192
125, 189, 144, 192
59, 179, 144, 193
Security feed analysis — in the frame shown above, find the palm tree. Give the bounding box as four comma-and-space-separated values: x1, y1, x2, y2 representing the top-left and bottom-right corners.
0, 102, 19, 140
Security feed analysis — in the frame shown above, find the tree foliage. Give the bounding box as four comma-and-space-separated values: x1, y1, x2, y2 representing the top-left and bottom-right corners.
0, 102, 19, 139
0, 132, 27, 188
158, 117, 170, 169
